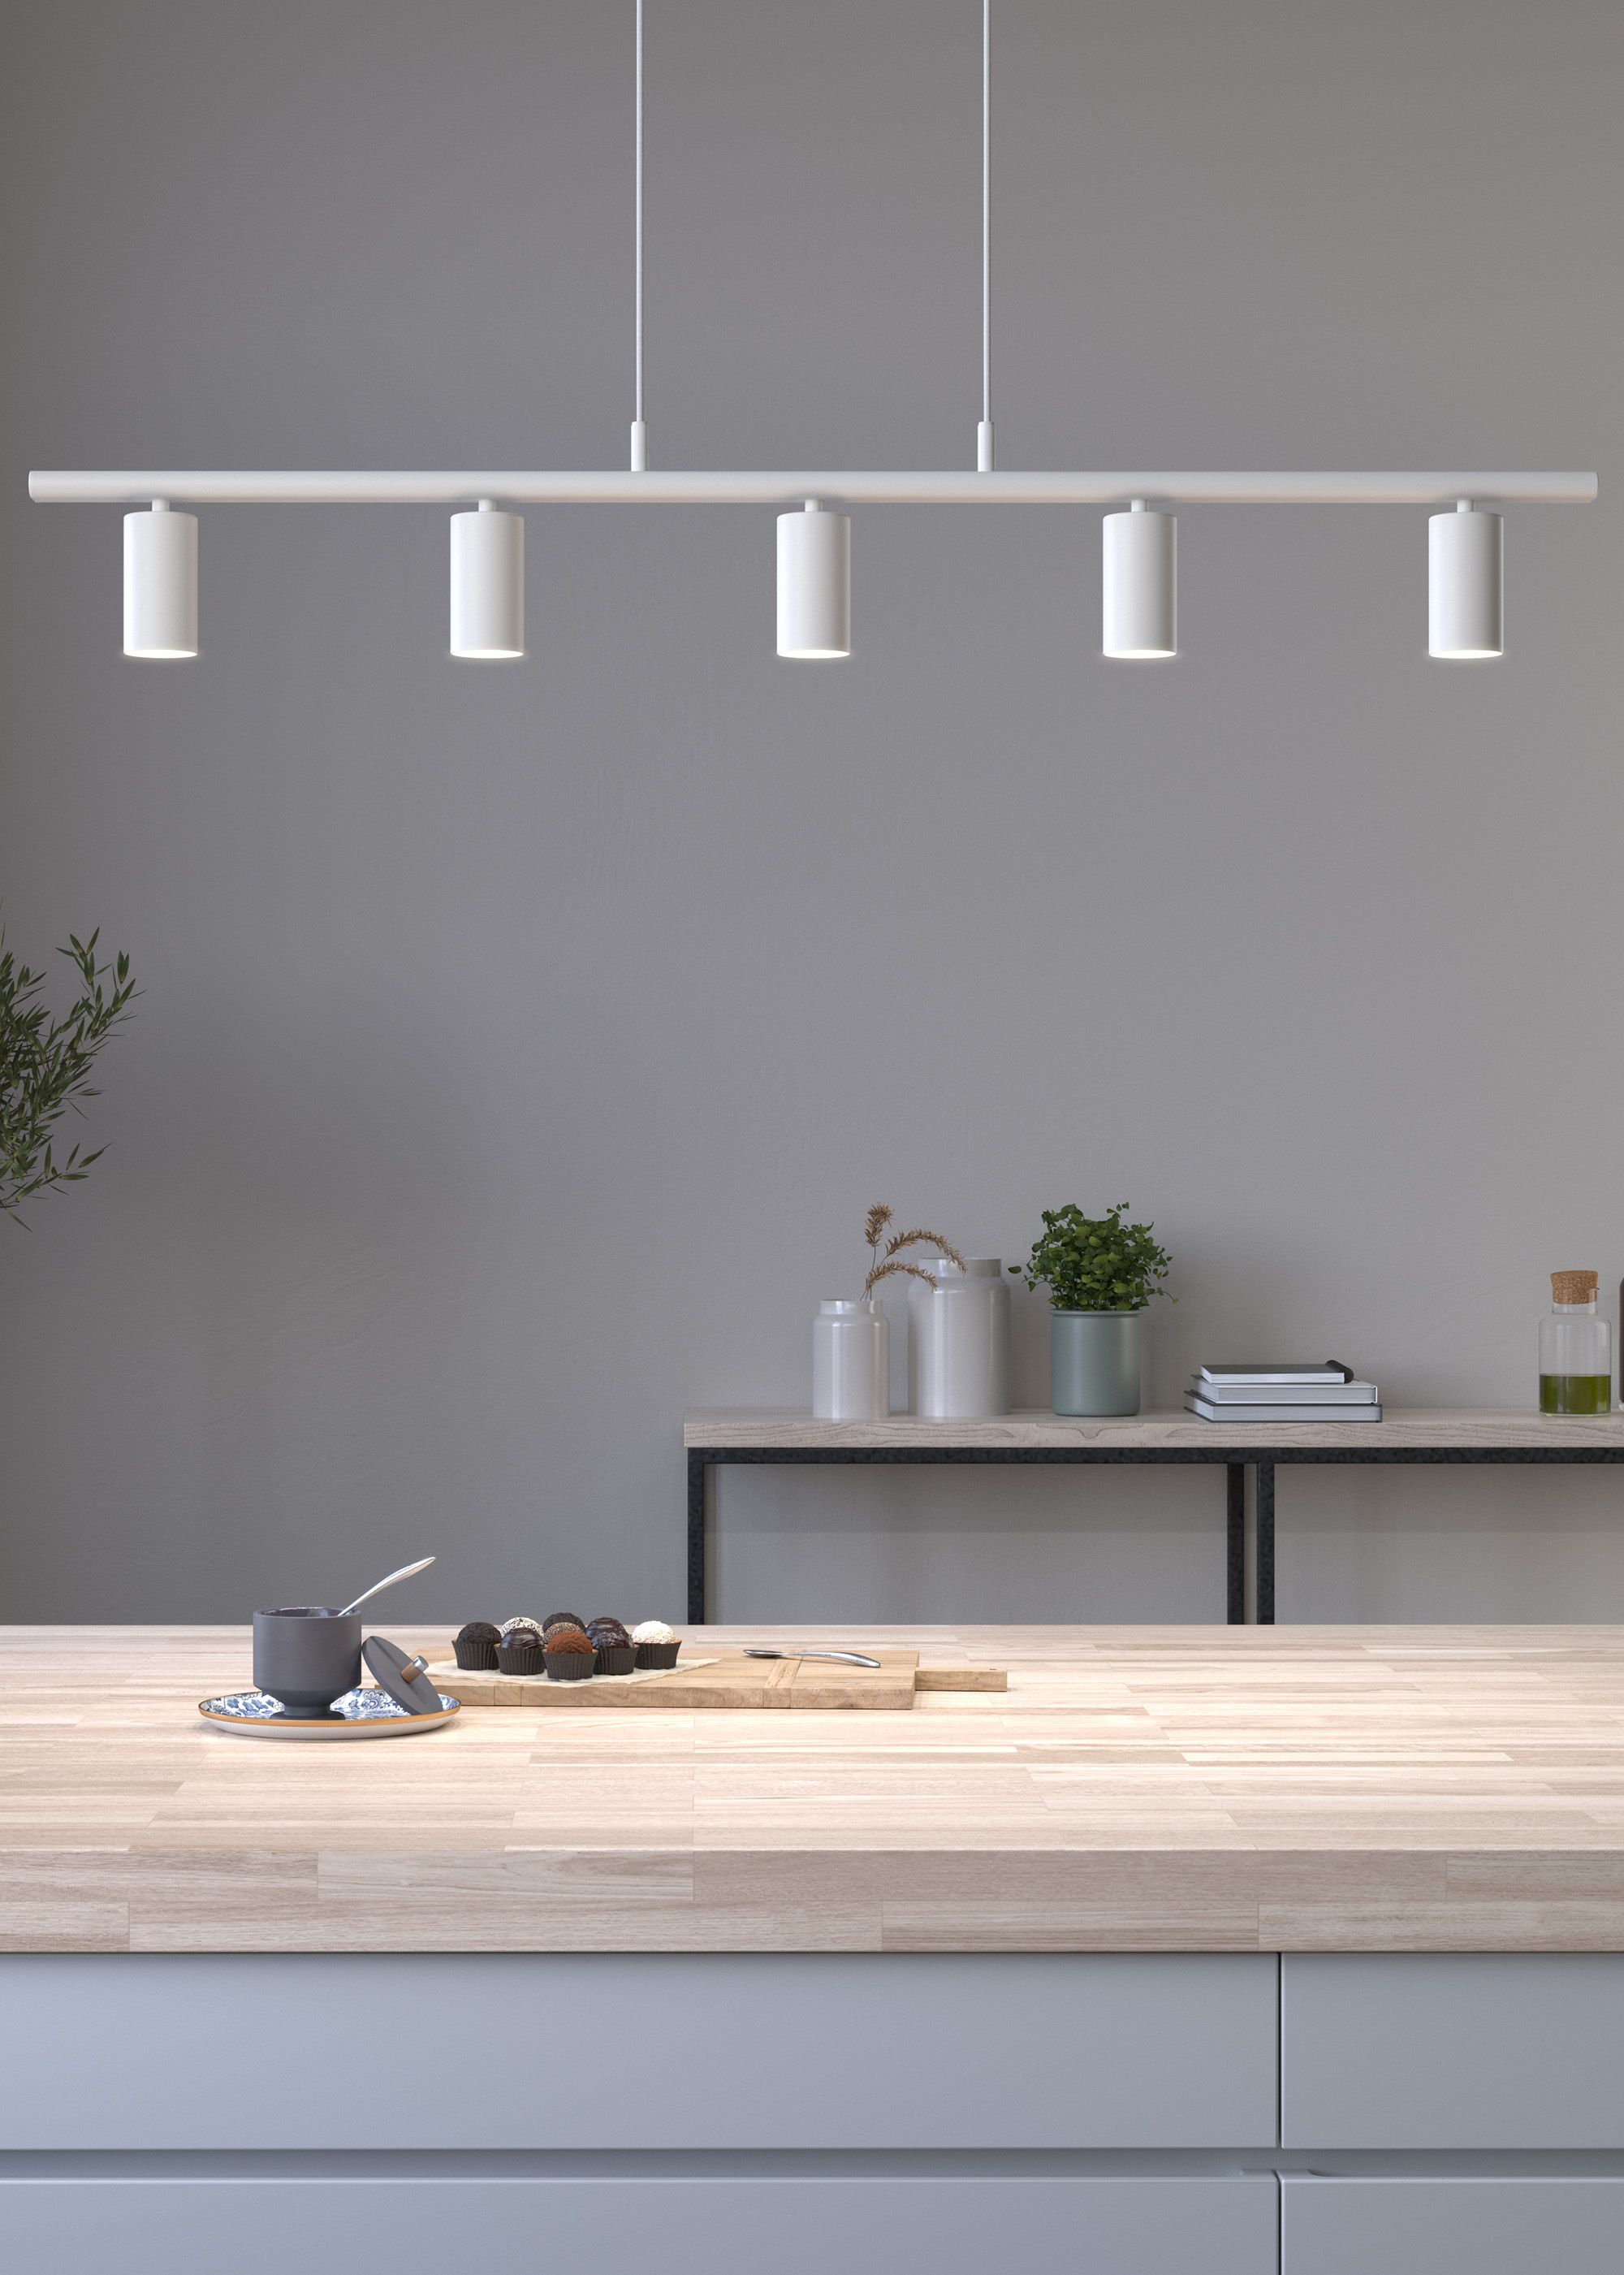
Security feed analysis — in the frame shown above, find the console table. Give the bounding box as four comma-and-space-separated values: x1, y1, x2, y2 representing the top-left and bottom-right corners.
683, 1408, 1624, 1624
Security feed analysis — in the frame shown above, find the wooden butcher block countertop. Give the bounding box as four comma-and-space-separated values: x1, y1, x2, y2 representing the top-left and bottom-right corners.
5, 1624, 1624, 1954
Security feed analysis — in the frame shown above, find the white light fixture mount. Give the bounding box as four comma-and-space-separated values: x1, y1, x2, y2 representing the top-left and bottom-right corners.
123, 499, 197, 659
1103, 498, 1176, 660
449, 498, 524, 659
1428, 500, 1503, 660
777, 500, 851, 659
42, 469, 1596, 508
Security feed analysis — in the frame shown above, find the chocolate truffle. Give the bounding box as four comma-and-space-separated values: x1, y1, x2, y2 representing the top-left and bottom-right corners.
542, 1612, 585, 1635
495, 1624, 545, 1676
543, 1628, 595, 1681
632, 1618, 681, 1671
590, 1619, 636, 1676
455, 1620, 501, 1671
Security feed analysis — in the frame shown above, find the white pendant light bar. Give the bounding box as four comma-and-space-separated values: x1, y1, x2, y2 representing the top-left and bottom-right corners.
123, 500, 197, 657
38, 469, 1597, 506
31, 5, 1598, 668
1428, 500, 1503, 659
449, 499, 524, 658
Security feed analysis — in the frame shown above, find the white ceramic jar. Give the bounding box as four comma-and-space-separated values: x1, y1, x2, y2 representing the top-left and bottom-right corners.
812, 1299, 889, 1421
908, 1257, 1010, 1417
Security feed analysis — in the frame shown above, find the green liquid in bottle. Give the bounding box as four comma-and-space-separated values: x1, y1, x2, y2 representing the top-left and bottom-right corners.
1540, 1373, 1613, 1414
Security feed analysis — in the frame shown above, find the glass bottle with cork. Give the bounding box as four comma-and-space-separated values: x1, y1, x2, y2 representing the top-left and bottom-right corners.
1540, 1270, 1613, 1413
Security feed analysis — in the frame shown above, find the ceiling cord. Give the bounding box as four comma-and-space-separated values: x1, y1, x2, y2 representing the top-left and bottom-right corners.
978, 1, 993, 472
632, 0, 647, 470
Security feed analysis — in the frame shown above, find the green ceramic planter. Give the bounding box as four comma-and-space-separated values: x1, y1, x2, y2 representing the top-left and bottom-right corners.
1050, 1310, 1142, 1416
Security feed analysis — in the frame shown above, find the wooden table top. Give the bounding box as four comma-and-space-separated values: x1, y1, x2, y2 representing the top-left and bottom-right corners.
6, 1624, 1624, 1954
685, 1406, 1624, 1450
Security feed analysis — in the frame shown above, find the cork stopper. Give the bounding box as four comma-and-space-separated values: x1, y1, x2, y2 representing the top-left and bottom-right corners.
1551, 1270, 1599, 1304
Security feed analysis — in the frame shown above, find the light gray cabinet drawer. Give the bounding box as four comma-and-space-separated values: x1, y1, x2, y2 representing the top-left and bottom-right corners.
1282, 2177, 1624, 2274
0, 1952, 1277, 2150
0, 2174, 1280, 2275
1282, 1954, 1624, 2147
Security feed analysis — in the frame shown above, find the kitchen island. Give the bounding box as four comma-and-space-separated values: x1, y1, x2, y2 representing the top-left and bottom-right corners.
4, 1624, 1623, 2272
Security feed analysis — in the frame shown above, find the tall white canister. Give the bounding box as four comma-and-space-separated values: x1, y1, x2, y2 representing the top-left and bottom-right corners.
812, 1299, 889, 1421
908, 1258, 1010, 1417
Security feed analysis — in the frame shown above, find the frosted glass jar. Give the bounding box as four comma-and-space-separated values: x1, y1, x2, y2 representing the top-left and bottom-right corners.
812, 1299, 888, 1421
908, 1258, 1010, 1418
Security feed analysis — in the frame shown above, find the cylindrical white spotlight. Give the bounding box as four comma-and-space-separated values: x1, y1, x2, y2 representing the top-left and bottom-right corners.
1103, 499, 1176, 659
450, 499, 524, 658
776, 500, 850, 659
123, 500, 197, 658
1428, 500, 1502, 659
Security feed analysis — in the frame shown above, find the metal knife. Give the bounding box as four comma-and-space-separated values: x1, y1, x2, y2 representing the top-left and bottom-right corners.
743, 1648, 882, 1668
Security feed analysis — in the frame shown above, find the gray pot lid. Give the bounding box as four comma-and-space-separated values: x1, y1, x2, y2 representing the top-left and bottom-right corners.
362, 1635, 443, 1715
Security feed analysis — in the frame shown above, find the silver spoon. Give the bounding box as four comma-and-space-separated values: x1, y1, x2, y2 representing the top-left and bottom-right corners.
337, 1556, 436, 1617
744, 1648, 881, 1668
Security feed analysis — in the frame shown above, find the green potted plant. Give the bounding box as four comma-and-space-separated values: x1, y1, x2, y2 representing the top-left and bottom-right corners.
1012, 1203, 1171, 1416
2, 928, 136, 1226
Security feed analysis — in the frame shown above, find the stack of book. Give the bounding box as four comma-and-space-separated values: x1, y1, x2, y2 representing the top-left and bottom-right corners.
1186, 1361, 1382, 1422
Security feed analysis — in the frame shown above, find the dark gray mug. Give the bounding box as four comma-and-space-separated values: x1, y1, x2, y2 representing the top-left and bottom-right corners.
253, 1607, 363, 1715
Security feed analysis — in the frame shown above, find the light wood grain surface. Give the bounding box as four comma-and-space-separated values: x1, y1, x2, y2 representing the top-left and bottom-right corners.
6, 1624, 1624, 1953
685, 1406, 1624, 1449
424, 1649, 929, 1710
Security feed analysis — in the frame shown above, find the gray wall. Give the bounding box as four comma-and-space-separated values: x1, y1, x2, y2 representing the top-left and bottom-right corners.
2, 0, 1621, 1624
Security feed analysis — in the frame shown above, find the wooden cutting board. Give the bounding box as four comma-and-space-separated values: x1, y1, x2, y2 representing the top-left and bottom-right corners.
425, 1650, 1004, 1711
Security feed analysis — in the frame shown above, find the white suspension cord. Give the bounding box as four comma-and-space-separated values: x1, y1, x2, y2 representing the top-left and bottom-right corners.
978, 0, 993, 472
631, 0, 647, 470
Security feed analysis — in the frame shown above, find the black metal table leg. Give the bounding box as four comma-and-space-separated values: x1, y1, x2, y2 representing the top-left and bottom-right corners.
1226, 1464, 1246, 1624
1255, 1460, 1275, 1624
687, 1451, 709, 1625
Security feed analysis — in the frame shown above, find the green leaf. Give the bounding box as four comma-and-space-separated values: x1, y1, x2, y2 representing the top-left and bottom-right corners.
1012, 1200, 1173, 1313
0, 918, 136, 1224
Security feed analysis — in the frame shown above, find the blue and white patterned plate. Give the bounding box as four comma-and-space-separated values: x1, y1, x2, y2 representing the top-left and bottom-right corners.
198, 1685, 460, 1738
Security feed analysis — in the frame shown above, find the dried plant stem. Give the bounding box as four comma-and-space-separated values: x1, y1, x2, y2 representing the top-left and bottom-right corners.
863, 1204, 894, 1249
857, 1204, 965, 1300
863, 1202, 894, 1285
862, 1258, 942, 1297
883, 1227, 966, 1270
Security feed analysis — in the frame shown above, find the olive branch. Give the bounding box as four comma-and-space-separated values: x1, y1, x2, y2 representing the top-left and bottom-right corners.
2, 927, 138, 1227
